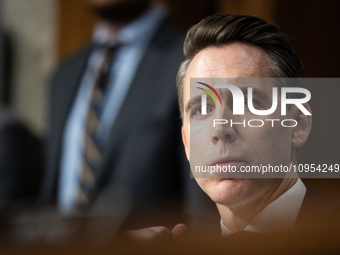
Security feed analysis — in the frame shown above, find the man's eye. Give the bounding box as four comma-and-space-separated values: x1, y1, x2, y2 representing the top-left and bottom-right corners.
245, 98, 261, 107
192, 105, 213, 116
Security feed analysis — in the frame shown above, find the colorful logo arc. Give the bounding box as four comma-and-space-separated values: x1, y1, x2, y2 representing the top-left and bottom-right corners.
196, 82, 222, 106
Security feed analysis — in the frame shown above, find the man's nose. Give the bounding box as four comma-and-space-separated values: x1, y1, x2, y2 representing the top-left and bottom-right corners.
211, 122, 236, 144
211, 103, 237, 144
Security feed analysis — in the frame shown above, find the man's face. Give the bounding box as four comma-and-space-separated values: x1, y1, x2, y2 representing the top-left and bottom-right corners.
181, 43, 298, 209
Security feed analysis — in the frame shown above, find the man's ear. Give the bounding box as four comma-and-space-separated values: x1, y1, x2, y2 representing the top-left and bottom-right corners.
181, 126, 190, 162
291, 103, 312, 148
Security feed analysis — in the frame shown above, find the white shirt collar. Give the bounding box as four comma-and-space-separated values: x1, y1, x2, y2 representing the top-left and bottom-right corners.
221, 179, 307, 236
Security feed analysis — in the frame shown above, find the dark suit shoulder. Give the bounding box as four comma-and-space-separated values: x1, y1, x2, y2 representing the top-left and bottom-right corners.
0, 109, 43, 208
296, 187, 340, 227
48, 45, 93, 118
148, 16, 186, 53
51, 45, 93, 87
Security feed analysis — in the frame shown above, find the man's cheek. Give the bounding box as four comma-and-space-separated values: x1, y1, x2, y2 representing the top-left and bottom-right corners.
265, 128, 292, 164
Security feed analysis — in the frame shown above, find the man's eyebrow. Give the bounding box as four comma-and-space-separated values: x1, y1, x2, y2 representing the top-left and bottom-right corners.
184, 87, 269, 113
240, 87, 269, 101
184, 95, 202, 113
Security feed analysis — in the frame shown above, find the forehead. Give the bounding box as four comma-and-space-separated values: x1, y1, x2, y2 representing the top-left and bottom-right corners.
188, 42, 270, 78
183, 43, 271, 101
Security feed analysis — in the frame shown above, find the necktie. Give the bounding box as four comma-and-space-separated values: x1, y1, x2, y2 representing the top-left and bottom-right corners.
76, 45, 119, 207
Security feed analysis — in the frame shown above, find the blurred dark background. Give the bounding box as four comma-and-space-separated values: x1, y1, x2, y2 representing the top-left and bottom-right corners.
57, 0, 340, 78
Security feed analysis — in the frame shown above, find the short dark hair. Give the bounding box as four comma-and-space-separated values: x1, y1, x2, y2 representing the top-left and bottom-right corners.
177, 13, 305, 119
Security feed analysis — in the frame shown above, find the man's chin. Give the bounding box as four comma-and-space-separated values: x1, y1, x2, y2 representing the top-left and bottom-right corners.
198, 178, 242, 200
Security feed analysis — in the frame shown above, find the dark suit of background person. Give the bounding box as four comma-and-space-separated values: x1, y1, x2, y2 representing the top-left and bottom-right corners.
0, 108, 43, 215
40, 4, 197, 229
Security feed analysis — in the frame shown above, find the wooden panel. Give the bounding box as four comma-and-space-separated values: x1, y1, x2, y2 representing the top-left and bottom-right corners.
276, 0, 340, 77
167, 0, 218, 29
57, 0, 219, 62
57, 0, 97, 62
218, 0, 276, 23
275, 0, 340, 197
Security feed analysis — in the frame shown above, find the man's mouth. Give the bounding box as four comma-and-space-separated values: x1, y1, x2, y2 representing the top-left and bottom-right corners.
210, 158, 246, 167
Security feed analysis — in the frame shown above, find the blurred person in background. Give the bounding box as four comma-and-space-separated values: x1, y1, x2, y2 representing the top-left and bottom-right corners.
0, 106, 42, 216
41, 0, 209, 230
0, 29, 43, 220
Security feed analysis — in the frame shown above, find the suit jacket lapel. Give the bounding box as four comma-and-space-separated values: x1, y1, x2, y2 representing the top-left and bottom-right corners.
99, 39, 162, 183
98, 17, 182, 186
42, 46, 93, 202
